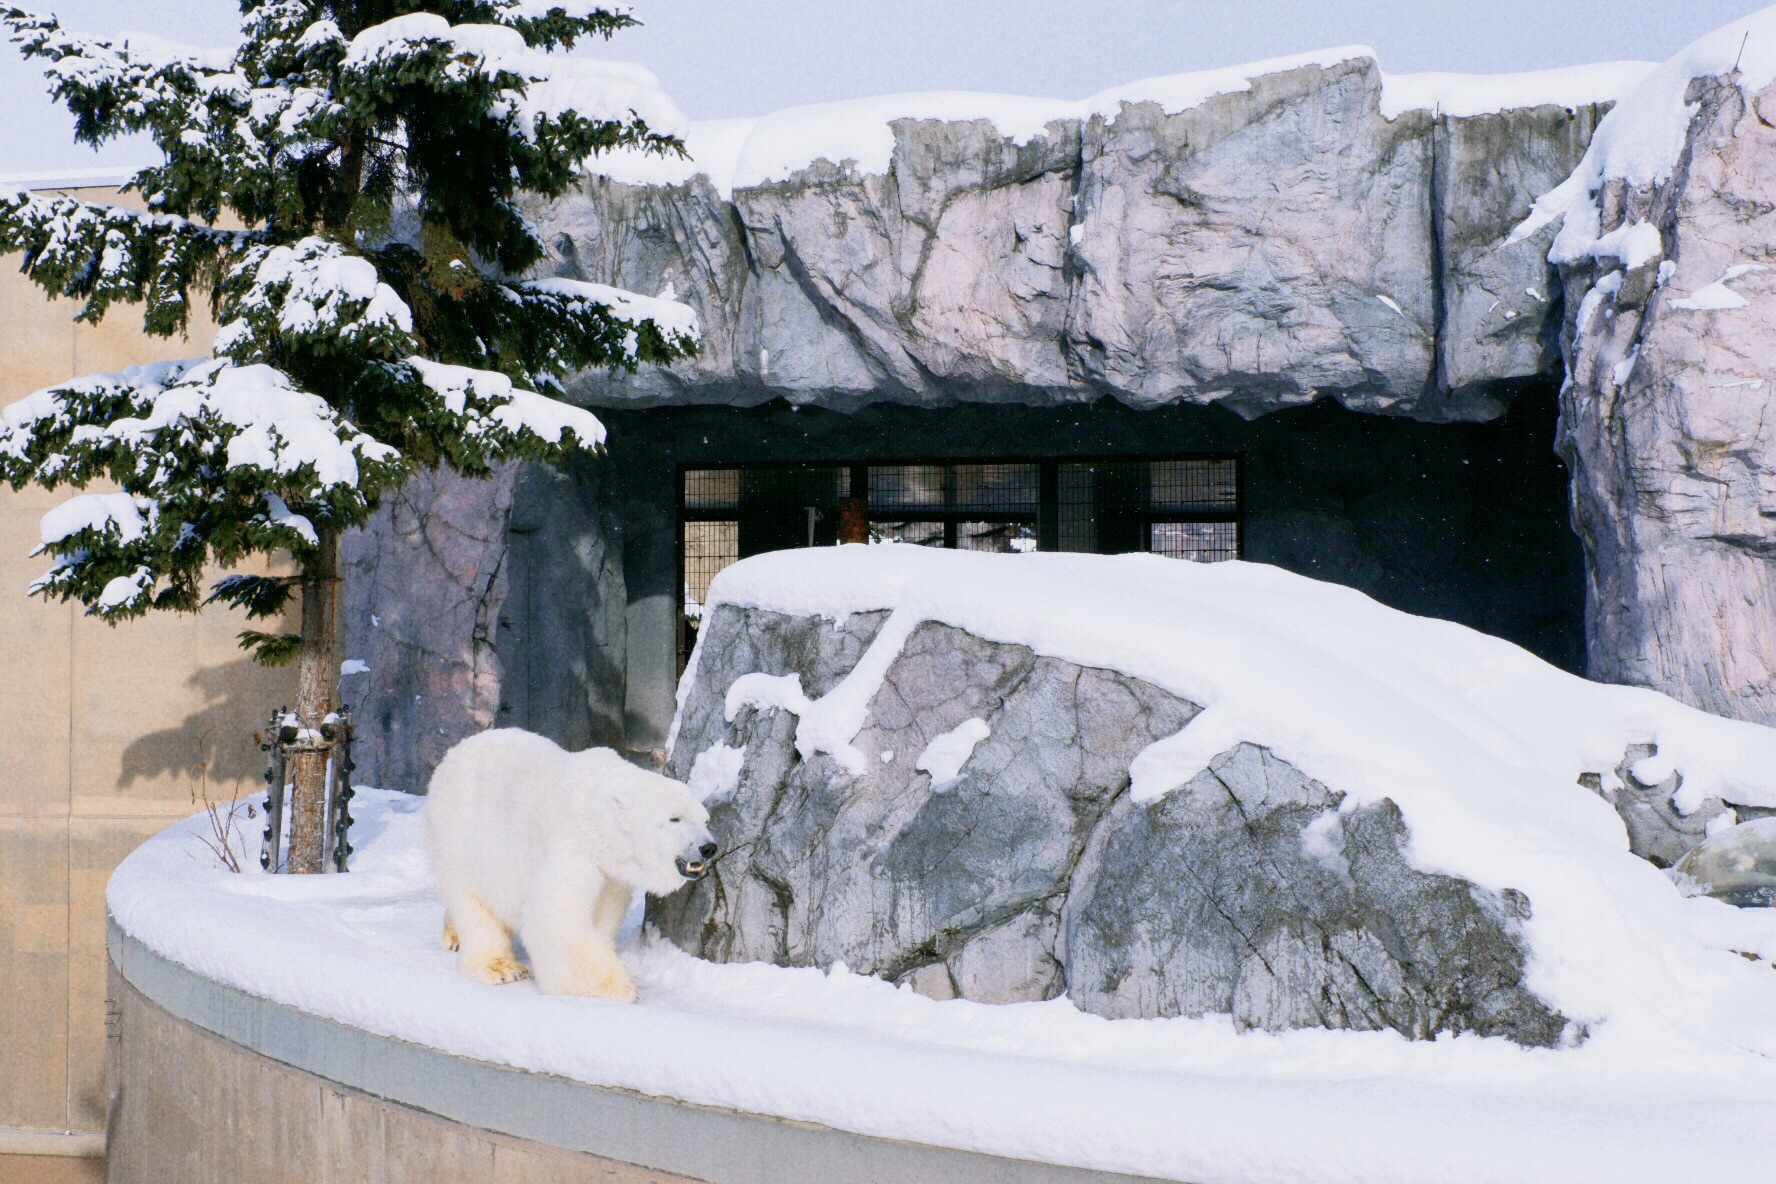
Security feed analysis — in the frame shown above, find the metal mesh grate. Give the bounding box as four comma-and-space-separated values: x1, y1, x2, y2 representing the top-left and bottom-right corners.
679, 455, 1239, 666
1149, 520, 1240, 562
1058, 458, 1240, 562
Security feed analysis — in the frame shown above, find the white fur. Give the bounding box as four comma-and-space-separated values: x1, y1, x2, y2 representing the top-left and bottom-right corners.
425, 729, 713, 1001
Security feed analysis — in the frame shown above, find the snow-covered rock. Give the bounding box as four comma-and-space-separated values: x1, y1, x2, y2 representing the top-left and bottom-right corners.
1678, 818, 1776, 908
1530, 8, 1776, 727
655, 547, 1776, 1046
533, 53, 1639, 421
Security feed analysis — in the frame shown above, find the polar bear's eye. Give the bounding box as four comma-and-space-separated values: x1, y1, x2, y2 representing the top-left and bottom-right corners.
670, 816, 682, 823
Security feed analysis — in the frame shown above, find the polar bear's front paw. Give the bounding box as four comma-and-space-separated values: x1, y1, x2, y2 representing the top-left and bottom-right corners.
466, 954, 530, 985
538, 958, 637, 1002
593, 970, 638, 1004
442, 920, 460, 951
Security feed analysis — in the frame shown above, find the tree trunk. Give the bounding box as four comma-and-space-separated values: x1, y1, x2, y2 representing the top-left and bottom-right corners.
288, 528, 342, 874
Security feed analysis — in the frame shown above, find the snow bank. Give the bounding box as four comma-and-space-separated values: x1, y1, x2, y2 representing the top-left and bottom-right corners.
1513, 4, 1776, 255
1378, 60, 1658, 119
685, 548, 1776, 1057
114, 787, 1776, 1184
592, 49, 1651, 198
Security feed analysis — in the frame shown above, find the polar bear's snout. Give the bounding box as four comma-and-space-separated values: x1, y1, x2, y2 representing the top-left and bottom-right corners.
677, 839, 718, 880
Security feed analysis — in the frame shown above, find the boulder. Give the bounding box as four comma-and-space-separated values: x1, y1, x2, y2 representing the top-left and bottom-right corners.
655, 602, 1571, 1046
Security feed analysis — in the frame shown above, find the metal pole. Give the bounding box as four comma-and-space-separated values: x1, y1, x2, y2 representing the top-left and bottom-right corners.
259, 708, 292, 872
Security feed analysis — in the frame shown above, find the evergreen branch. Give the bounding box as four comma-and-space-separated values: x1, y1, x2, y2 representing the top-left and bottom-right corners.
237, 630, 303, 666
0, 187, 253, 332
206, 573, 298, 618
1, 7, 237, 145
469, 0, 638, 50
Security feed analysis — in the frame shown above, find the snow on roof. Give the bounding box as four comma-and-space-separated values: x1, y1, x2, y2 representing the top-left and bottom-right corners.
1512, 3, 1776, 253
0, 166, 140, 191
592, 49, 1655, 198
687, 546, 1776, 1054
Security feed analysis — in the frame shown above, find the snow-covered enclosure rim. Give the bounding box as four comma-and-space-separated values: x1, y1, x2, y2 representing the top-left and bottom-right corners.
591, 48, 1653, 197
107, 923, 1140, 1184
107, 793, 1776, 1184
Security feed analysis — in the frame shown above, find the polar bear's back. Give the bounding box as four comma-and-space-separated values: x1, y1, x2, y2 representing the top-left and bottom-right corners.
426, 728, 573, 923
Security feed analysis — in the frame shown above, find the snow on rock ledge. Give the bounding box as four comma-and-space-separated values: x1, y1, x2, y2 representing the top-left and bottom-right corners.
537, 53, 1642, 420
659, 547, 1776, 1047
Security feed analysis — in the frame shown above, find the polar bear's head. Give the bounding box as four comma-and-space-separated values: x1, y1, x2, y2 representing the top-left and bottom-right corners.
586, 755, 717, 896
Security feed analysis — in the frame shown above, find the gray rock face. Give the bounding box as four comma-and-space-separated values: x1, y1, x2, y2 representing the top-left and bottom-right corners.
1580, 744, 1735, 869
341, 465, 518, 793
1556, 76, 1776, 727
535, 58, 1605, 421
656, 604, 1570, 1045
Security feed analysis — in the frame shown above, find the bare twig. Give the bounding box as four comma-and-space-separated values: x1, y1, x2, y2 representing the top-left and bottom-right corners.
189, 728, 257, 873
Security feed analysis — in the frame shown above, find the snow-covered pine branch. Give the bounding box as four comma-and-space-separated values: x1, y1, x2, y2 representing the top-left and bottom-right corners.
0, 0, 698, 871
0, 186, 252, 333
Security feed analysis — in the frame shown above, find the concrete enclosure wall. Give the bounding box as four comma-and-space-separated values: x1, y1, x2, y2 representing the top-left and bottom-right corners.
0, 186, 295, 1161
107, 924, 1167, 1184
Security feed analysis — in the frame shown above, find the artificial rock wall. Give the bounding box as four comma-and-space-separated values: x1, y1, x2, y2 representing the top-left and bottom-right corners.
345, 55, 1776, 788
535, 56, 1600, 420
1555, 75, 1776, 725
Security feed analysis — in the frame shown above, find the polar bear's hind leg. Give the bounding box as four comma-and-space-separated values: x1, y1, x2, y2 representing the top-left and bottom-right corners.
449, 892, 528, 985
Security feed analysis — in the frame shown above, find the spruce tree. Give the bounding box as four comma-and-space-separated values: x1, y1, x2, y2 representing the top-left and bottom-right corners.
0, 1, 696, 871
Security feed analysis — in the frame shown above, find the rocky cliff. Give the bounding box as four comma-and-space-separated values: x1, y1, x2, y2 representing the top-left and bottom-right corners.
532, 55, 1619, 421
1554, 71, 1776, 725
345, 26, 1776, 786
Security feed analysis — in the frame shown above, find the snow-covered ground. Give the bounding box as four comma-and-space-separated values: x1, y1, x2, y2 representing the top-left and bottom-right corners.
114, 549, 1776, 1184
113, 791, 1776, 1184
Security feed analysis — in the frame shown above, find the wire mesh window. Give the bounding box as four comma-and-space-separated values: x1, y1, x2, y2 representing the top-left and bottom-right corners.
1057, 458, 1240, 562
678, 455, 1239, 665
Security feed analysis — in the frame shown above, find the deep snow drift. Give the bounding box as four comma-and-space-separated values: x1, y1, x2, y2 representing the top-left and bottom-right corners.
112, 550, 1776, 1184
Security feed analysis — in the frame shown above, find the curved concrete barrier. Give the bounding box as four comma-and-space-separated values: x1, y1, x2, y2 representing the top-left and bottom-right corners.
107, 920, 1171, 1184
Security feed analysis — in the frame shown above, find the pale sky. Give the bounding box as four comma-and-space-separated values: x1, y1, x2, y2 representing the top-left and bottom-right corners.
1, 0, 1769, 175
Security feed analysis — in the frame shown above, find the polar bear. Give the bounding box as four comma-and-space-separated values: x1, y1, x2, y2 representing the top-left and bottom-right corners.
425, 729, 715, 1001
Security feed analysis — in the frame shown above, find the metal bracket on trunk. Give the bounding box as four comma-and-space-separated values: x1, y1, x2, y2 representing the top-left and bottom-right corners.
260, 706, 357, 873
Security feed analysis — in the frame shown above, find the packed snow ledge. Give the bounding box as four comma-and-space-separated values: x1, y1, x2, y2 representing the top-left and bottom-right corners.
114, 551, 1776, 1184
593, 50, 1656, 197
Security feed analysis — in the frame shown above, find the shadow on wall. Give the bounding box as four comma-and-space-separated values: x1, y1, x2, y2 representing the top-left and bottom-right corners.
116, 657, 291, 794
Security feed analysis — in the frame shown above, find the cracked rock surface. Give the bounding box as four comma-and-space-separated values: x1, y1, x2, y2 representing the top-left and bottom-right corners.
1556, 76, 1776, 727
655, 605, 1569, 1045
534, 57, 1603, 421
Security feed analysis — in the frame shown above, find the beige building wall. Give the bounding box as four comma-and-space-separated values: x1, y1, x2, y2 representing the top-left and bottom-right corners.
0, 185, 295, 1171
